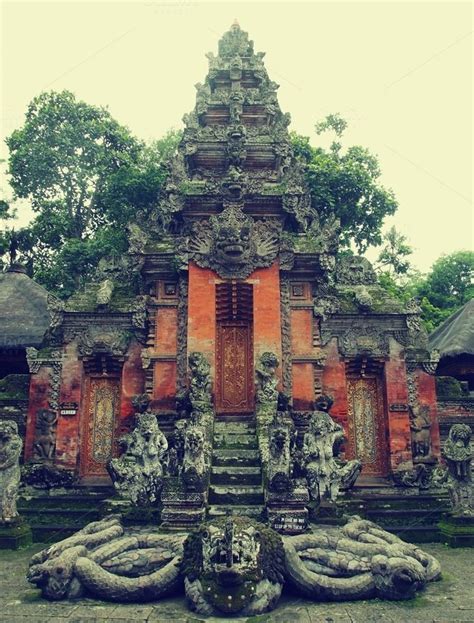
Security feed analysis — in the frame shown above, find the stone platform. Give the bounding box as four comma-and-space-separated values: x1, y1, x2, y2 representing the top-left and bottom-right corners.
1, 541, 473, 622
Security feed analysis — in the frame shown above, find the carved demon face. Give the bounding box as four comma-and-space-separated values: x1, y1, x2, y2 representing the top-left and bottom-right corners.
214, 219, 252, 266
0, 420, 18, 446
185, 427, 204, 456
182, 517, 285, 615
270, 428, 288, 457
449, 424, 472, 447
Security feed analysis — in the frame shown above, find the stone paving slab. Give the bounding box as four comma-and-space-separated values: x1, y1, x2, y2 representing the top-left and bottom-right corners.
1, 543, 474, 622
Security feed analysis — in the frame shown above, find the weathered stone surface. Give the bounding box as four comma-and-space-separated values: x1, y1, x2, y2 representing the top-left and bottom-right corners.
24, 513, 441, 615
443, 423, 473, 516
107, 413, 168, 505
0, 420, 22, 524
302, 396, 361, 504
5, 533, 474, 621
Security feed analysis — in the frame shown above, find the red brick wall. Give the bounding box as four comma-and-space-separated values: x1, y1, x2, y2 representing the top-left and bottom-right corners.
252, 262, 282, 382
153, 306, 178, 410
321, 339, 349, 430
24, 365, 52, 462
413, 367, 441, 460
120, 340, 145, 425
187, 262, 217, 382
290, 308, 315, 409
384, 339, 412, 470
55, 342, 83, 469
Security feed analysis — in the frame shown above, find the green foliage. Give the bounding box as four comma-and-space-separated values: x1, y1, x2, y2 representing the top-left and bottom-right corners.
3, 90, 180, 296
376, 226, 413, 275
7, 90, 140, 237
0, 374, 30, 399
417, 251, 474, 310
436, 376, 464, 399
377, 250, 474, 333
291, 115, 398, 252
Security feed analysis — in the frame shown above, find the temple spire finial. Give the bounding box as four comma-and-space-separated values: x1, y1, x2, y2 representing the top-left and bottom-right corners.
232, 18, 240, 29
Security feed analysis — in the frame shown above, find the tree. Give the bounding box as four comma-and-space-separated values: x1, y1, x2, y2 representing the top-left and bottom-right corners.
375, 226, 413, 275
291, 114, 398, 252
417, 251, 474, 311
377, 250, 474, 333
4, 91, 179, 296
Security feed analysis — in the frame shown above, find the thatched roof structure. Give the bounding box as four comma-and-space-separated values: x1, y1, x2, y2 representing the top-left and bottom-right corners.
0, 264, 51, 349
428, 298, 474, 359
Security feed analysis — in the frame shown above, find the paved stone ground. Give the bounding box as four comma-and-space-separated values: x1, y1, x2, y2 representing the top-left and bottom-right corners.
1, 543, 473, 623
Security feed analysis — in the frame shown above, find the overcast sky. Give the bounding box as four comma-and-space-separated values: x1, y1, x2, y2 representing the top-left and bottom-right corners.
1, 1, 472, 272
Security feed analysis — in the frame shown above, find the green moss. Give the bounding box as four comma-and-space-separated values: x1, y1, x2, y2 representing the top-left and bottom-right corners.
180, 180, 208, 195
182, 516, 285, 614
21, 590, 42, 602
0, 374, 29, 399
436, 376, 464, 399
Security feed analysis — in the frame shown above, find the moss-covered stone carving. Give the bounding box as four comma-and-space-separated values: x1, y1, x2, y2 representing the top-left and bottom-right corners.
27, 514, 441, 609
0, 420, 22, 523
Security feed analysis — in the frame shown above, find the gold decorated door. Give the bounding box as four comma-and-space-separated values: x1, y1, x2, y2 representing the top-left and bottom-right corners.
346, 377, 388, 476
81, 376, 120, 479
216, 322, 254, 413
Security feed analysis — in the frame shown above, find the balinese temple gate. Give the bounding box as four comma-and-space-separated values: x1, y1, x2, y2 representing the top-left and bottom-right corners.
23, 23, 442, 532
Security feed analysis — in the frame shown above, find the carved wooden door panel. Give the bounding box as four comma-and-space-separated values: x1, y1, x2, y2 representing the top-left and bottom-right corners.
216, 322, 253, 414
81, 376, 120, 479
346, 377, 388, 476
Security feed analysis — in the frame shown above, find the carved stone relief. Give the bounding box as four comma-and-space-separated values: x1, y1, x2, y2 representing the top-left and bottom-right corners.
186, 206, 280, 279
33, 409, 58, 461
77, 327, 131, 359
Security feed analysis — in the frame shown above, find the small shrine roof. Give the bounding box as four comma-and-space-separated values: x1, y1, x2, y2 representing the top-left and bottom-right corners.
428, 298, 474, 359
0, 264, 51, 348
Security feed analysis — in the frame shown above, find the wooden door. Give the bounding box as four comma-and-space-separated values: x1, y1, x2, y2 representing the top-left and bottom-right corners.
346, 377, 388, 476
81, 376, 120, 479
216, 322, 253, 414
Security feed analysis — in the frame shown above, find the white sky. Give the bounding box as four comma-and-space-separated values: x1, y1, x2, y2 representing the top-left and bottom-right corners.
1, 0, 472, 272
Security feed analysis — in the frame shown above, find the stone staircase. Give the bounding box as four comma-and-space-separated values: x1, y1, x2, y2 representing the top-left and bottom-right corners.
208, 416, 265, 520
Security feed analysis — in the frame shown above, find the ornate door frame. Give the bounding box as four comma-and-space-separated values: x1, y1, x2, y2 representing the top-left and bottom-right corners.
80, 374, 121, 480
346, 375, 389, 476
215, 320, 254, 414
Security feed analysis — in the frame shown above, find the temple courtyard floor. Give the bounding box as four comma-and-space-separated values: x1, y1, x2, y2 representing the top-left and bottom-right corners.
0, 542, 473, 623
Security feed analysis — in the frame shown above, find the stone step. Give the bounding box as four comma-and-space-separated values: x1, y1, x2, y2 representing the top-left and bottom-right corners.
213, 433, 258, 449
214, 414, 256, 423
214, 421, 256, 434
207, 505, 265, 520
210, 466, 262, 486
212, 448, 260, 467
209, 485, 264, 506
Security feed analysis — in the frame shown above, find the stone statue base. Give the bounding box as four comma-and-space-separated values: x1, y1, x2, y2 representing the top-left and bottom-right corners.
267, 486, 309, 534
439, 514, 474, 548
0, 516, 32, 550
101, 497, 161, 526
160, 477, 206, 530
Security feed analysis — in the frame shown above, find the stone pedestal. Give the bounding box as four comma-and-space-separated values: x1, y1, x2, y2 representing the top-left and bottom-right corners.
439, 514, 474, 547
160, 478, 206, 530
0, 517, 32, 549
266, 486, 309, 534
100, 497, 161, 526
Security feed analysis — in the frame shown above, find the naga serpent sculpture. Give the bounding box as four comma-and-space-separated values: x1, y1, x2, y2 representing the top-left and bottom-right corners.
27, 514, 441, 616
